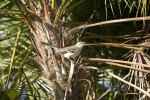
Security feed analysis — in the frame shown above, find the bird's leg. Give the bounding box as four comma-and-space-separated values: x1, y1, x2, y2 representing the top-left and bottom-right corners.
68, 58, 75, 63
69, 58, 74, 61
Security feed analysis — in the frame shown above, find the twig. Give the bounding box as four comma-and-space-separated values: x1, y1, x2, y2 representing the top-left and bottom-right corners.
96, 73, 130, 100
61, 10, 66, 47
83, 66, 150, 98
77, 14, 94, 41
101, 69, 150, 98
64, 61, 75, 100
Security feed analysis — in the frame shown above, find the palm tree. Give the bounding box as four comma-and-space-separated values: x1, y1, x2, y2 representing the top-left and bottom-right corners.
0, 0, 150, 100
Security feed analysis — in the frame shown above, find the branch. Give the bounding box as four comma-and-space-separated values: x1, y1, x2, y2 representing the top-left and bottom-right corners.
29, 0, 36, 14
83, 58, 150, 73
84, 58, 150, 68
66, 16, 150, 37
14, 0, 34, 30
85, 43, 150, 50
6, 22, 24, 89
82, 34, 150, 40
42, 0, 51, 23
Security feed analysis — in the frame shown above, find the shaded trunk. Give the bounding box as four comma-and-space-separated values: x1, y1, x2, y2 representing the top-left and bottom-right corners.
15, 1, 93, 99
24, 7, 85, 100
31, 20, 89, 99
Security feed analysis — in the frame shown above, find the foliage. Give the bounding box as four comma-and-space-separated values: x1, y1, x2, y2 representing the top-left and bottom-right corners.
0, 0, 150, 100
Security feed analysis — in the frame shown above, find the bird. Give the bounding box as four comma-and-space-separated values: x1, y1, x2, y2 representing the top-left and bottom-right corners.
41, 42, 85, 60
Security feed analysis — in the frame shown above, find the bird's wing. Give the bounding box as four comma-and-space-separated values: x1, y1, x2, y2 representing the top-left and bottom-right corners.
56, 45, 77, 53
41, 42, 78, 54
55, 49, 67, 54
64, 46, 78, 53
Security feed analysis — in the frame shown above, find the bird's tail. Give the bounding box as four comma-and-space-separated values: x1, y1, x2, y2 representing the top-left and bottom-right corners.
41, 42, 58, 49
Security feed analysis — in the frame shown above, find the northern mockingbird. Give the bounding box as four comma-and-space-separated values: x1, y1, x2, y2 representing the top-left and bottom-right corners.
41, 42, 85, 60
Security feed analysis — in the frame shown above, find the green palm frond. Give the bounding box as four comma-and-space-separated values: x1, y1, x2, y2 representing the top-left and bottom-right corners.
1, 0, 150, 99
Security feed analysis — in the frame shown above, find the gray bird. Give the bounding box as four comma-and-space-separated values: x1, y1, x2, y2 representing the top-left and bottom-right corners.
41, 42, 85, 60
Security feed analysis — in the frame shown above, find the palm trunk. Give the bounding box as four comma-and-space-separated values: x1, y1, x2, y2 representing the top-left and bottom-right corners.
15, 1, 92, 99
31, 20, 87, 100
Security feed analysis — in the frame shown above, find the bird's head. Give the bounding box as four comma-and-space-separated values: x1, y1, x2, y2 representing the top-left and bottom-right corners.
76, 42, 86, 47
